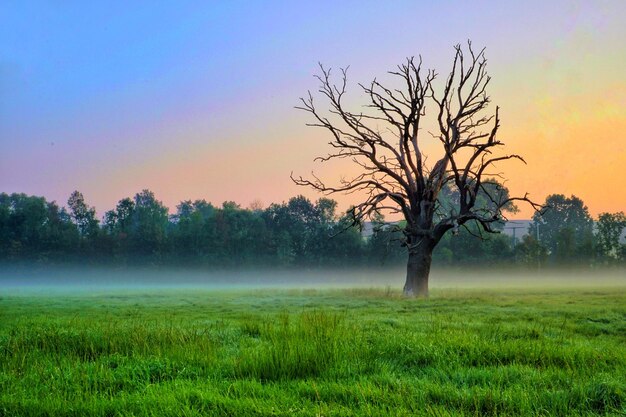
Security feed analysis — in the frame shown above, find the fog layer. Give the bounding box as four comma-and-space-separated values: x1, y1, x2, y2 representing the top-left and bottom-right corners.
1, 266, 624, 294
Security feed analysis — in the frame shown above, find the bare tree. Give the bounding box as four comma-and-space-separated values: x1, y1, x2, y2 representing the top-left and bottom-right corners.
293, 42, 540, 297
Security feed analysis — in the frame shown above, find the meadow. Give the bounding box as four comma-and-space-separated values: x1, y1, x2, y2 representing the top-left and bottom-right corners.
0, 280, 625, 416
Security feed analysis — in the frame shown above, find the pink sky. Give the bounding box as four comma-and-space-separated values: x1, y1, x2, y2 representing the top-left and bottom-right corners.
1, 2, 624, 219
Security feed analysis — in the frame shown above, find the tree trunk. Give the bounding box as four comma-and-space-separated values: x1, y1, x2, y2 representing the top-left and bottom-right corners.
403, 242, 433, 297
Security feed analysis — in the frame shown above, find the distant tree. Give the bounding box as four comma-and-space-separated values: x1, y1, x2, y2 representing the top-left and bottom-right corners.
219, 201, 270, 263
366, 212, 406, 266
43, 200, 80, 260
67, 191, 99, 238
192, 200, 216, 220
101, 197, 136, 261
189, 200, 217, 261
0, 193, 78, 262
433, 181, 517, 265
104, 197, 135, 235
169, 200, 195, 262
129, 190, 169, 259
99, 192, 169, 263
437, 181, 518, 231
249, 199, 264, 212
3, 194, 50, 259
262, 196, 361, 266
293, 43, 538, 296
264, 196, 318, 264
595, 212, 626, 264
102, 210, 117, 234
0, 193, 12, 258
274, 230, 296, 265
168, 200, 215, 262
436, 222, 513, 266
530, 194, 593, 264
514, 235, 548, 267
174, 200, 195, 221
311, 198, 364, 265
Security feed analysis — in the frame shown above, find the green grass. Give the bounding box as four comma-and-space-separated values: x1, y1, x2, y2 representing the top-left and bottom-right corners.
0, 286, 625, 416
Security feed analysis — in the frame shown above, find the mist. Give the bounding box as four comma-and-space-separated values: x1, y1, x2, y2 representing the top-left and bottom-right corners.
2, 265, 624, 295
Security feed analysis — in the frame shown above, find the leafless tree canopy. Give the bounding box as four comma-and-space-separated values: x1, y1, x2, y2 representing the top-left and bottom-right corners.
293, 42, 540, 245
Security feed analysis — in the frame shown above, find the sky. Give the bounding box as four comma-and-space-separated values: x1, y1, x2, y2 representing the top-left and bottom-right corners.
1, 1, 625, 219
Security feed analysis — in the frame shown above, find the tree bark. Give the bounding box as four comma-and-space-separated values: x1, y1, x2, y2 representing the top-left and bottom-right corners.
403, 241, 433, 297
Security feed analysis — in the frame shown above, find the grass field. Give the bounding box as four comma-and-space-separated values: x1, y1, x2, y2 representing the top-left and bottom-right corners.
0, 284, 625, 416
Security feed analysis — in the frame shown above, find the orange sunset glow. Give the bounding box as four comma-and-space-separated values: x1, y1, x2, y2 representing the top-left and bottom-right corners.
1, 2, 624, 219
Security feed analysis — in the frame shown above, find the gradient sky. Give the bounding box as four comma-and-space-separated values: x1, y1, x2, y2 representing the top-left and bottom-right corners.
1, 1, 625, 219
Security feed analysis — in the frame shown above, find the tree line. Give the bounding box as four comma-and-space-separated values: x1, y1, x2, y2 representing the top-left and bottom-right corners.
0, 190, 623, 268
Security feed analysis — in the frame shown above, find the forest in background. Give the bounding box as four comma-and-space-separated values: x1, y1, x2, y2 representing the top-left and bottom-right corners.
0, 189, 624, 269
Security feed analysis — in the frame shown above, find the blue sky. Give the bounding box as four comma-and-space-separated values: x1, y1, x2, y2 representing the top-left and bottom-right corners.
1, 1, 625, 217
